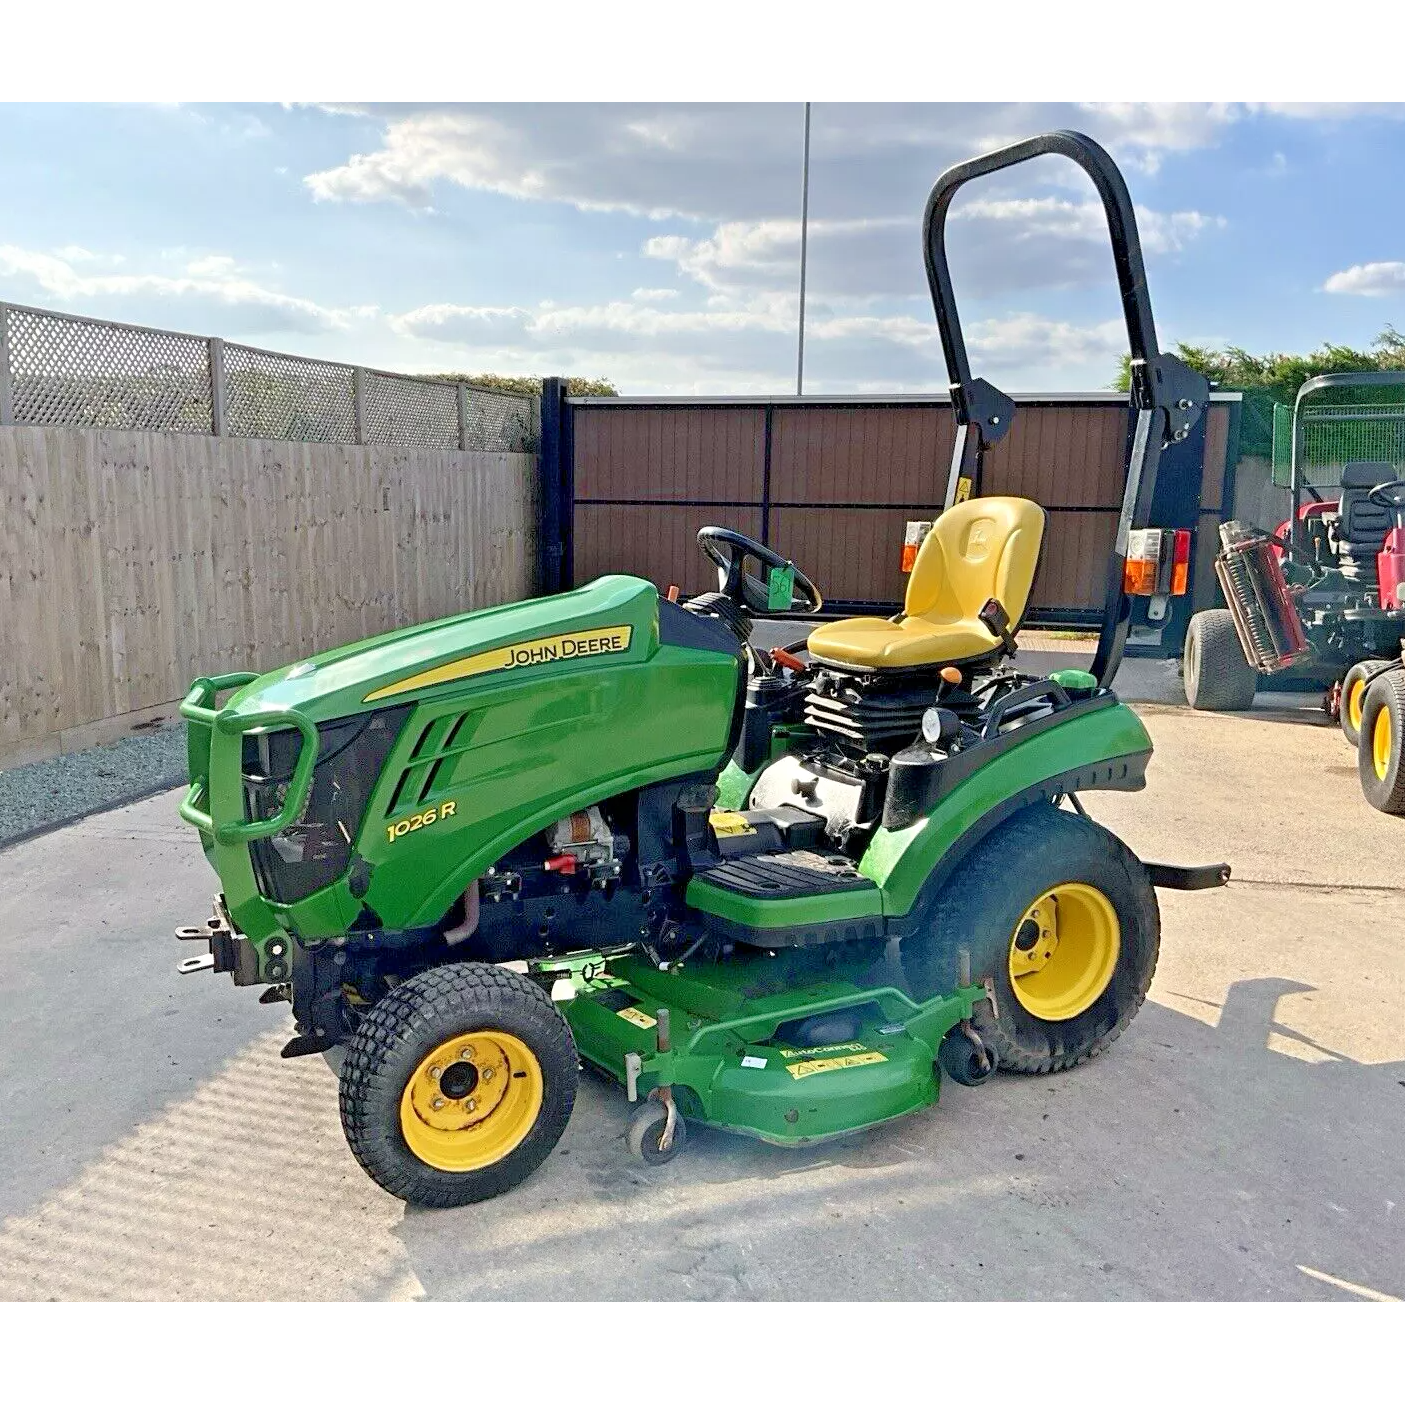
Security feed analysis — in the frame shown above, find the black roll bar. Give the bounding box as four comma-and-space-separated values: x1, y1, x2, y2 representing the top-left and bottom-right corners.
1288, 371, 1405, 556
922, 129, 1210, 687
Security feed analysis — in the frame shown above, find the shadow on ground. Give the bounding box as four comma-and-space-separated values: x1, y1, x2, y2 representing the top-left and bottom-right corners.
0, 969, 1399, 1302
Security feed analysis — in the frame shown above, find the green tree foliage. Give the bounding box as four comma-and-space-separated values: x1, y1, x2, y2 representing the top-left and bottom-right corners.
1112, 328, 1405, 455
434, 372, 618, 398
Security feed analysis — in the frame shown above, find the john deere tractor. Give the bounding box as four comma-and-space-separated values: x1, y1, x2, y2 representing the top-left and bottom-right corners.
174, 131, 1226, 1208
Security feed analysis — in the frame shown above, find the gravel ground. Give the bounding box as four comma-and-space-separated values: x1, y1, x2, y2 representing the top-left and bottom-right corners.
0, 724, 187, 848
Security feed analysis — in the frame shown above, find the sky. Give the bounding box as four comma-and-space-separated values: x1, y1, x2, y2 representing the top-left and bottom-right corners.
2, 101, 1405, 395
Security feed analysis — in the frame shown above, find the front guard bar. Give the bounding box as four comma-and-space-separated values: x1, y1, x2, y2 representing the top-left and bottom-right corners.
178, 673, 320, 844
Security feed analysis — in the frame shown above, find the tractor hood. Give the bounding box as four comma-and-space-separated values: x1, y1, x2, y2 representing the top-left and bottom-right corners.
220, 575, 663, 725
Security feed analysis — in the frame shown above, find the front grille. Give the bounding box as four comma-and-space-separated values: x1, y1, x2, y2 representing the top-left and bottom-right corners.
243, 706, 410, 905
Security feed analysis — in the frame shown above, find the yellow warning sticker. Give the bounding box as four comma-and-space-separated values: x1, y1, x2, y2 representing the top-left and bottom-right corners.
365, 625, 634, 702
785, 1050, 888, 1080
954, 476, 973, 504
708, 810, 755, 838
616, 1006, 657, 1030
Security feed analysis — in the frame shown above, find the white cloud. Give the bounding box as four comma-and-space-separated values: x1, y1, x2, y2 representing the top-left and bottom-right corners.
0, 243, 363, 334
1322, 261, 1405, 297
631, 287, 679, 302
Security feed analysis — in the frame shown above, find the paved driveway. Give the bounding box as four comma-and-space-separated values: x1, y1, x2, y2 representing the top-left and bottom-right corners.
0, 682, 1400, 1300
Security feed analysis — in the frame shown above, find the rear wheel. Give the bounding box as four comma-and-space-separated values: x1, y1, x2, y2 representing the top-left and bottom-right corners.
339, 963, 578, 1208
1358, 672, 1405, 815
1341, 659, 1399, 747
1183, 609, 1257, 711
903, 804, 1160, 1073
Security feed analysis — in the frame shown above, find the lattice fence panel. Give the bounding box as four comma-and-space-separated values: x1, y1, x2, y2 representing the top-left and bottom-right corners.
224, 343, 356, 443
465, 386, 537, 452
362, 372, 460, 450
4, 306, 212, 433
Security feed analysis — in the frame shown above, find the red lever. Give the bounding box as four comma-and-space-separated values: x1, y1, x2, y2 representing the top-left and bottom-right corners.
770, 647, 808, 673
544, 854, 577, 875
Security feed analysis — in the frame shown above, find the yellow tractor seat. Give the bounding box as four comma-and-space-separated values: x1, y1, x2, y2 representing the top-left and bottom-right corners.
807, 496, 1046, 671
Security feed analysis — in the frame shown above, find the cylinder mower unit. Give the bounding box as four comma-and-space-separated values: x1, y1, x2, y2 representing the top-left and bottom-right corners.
171, 130, 1227, 1210
1214, 521, 1311, 673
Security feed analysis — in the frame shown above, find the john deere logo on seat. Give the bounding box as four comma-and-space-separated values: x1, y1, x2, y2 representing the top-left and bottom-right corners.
366, 626, 634, 702
964, 519, 994, 562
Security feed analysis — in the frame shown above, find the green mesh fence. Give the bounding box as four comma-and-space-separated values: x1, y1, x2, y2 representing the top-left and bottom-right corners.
1269, 391, 1405, 489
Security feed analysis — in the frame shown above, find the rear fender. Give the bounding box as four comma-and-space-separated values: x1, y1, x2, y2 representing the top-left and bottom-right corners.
860, 701, 1152, 921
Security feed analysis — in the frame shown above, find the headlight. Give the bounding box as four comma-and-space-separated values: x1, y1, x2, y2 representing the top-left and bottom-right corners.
242, 706, 410, 905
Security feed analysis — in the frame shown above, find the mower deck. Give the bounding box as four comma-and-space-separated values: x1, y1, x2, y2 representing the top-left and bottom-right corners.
559, 950, 982, 1146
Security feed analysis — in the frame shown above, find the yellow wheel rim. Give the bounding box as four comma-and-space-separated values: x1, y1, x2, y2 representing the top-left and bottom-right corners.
1373, 705, 1393, 782
399, 1030, 543, 1173
1348, 677, 1368, 733
1008, 882, 1121, 1022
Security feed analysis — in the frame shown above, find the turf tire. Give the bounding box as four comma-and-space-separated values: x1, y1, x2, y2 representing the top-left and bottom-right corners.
1183, 608, 1257, 711
1358, 671, 1405, 815
339, 963, 577, 1208
1341, 659, 1400, 748
902, 804, 1160, 1074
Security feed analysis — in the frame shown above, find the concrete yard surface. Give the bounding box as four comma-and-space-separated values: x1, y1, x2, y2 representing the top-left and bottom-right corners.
0, 696, 1401, 1301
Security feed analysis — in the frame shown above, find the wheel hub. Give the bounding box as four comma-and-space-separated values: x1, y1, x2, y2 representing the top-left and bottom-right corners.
399, 1030, 544, 1172
1007, 883, 1120, 1022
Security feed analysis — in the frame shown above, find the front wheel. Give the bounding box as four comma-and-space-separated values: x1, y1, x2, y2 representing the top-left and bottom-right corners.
902, 804, 1161, 1073
1183, 608, 1257, 711
339, 963, 578, 1208
1342, 659, 1400, 748
1358, 671, 1405, 815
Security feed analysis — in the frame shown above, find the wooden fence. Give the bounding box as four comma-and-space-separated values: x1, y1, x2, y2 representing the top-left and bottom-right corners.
0, 427, 538, 768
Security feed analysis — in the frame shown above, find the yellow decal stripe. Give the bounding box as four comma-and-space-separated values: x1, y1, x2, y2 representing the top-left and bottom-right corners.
616, 1007, 657, 1030
365, 626, 633, 702
785, 1050, 888, 1080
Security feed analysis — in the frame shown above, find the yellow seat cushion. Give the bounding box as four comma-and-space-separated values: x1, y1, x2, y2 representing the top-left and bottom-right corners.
807, 496, 1046, 671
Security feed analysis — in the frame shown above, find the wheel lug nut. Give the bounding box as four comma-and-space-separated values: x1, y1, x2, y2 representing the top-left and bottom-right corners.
482, 1067, 494, 1082
465, 1099, 476, 1112
432, 1097, 446, 1110
460, 1047, 474, 1060
429, 1066, 441, 1080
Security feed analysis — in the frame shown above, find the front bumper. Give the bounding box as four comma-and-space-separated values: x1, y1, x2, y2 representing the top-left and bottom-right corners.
175, 893, 284, 985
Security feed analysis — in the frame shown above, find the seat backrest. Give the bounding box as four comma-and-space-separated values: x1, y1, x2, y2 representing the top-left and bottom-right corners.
904, 496, 1046, 626
1338, 461, 1396, 550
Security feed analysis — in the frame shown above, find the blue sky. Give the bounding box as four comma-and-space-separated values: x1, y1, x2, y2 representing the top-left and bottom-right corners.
2, 101, 1404, 394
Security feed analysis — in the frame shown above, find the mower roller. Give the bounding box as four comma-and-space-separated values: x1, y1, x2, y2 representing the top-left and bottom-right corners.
174, 131, 1227, 1209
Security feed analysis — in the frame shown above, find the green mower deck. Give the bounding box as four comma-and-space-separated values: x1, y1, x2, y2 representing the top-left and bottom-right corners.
560, 950, 983, 1145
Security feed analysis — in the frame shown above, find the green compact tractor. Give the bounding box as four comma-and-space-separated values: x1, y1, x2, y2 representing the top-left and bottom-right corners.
175, 132, 1227, 1208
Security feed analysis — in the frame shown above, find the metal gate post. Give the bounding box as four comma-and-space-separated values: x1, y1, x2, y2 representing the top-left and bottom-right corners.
538, 376, 571, 595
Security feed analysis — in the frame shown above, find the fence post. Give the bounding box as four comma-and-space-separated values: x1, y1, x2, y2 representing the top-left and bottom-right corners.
353, 367, 367, 445
456, 382, 471, 451
208, 337, 227, 436
0, 306, 13, 426
538, 376, 570, 595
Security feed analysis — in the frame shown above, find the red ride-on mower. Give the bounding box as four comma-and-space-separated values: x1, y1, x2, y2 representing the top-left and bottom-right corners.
1183, 372, 1405, 722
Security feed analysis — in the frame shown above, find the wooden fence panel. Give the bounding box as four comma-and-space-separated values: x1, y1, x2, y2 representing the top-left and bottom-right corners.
0, 427, 538, 766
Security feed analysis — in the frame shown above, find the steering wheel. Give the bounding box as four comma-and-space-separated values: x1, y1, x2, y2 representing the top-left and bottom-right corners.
696, 527, 824, 615
1367, 480, 1405, 512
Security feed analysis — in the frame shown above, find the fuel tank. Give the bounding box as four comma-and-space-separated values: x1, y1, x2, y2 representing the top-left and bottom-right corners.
194, 575, 743, 939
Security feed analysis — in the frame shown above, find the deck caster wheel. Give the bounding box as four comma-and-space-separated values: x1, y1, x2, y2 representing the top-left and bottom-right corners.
627, 1099, 688, 1165
939, 1028, 998, 1087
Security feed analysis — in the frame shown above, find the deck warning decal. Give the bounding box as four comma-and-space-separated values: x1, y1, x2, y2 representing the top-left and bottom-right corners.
785, 1050, 888, 1080
616, 1006, 657, 1030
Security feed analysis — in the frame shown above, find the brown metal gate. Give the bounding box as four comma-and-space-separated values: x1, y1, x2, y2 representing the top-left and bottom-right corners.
552, 392, 1237, 641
